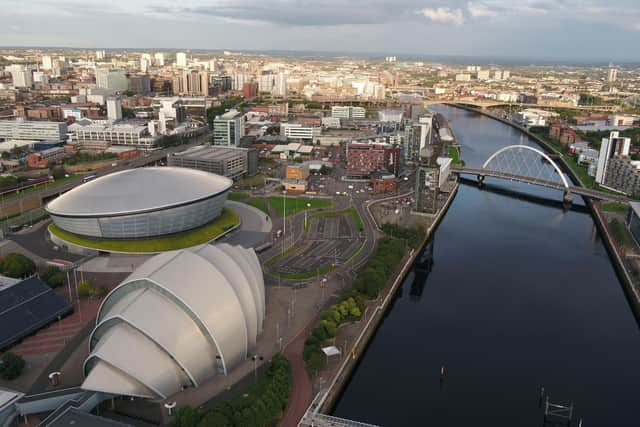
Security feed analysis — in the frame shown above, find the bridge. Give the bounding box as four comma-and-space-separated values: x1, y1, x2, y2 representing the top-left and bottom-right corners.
451, 145, 629, 203
422, 98, 620, 112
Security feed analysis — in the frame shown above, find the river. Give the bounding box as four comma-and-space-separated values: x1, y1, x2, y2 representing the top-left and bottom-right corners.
332, 106, 640, 426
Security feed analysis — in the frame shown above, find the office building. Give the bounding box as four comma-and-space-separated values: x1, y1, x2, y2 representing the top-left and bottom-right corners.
11, 68, 32, 88
0, 120, 67, 143
346, 142, 400, 178
68, 121, 156, 147
331, 106, 366, 119
455, 73, 471, 82
41, 55, 53, 70
213, 109, 244, 147
154, 52, 165, 66
176, 52, 187, 67
96, 50, 106, 60
596, 131, 631, 185
608, 65, 618, 83
33, 71, 49, 84
243, 82, 258, 98
477, 70, 491, 80
96, 68, 128, 91
106, 97, 122, 122
169, 145, 258, 179
378, 109, 404, 123
128, 75, 151, 94
601, 157, 640, 197
140, 57, 150, 73
281, 123, 319, 141
173, 70, 209, 96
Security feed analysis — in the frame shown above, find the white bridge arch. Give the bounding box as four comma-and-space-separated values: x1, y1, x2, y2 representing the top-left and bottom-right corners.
481, 144, 570, 189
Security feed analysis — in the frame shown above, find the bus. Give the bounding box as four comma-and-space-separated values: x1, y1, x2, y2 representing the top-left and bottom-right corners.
82, 175, 97, 183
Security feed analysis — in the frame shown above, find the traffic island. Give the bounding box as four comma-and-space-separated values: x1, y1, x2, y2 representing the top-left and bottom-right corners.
48, 208, 240, 254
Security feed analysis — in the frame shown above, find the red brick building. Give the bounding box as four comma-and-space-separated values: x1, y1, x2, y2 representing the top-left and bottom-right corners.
243, 82, 258, 98
346, 142, 400, 178
370, 171, 397, 193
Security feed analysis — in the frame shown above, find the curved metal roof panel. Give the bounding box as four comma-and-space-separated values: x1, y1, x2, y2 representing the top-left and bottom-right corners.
46, 167, 232, 217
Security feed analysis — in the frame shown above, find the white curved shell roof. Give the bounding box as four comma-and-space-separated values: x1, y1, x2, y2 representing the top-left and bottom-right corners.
82, 244, 265, 400
46, 167, 232, 217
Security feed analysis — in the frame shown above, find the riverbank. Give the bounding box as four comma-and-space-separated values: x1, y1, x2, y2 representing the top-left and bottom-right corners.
451, 103, 640, 320
305, 181, 460, 418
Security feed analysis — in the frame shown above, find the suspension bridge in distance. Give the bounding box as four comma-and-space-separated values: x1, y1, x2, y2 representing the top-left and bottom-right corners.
450, 145, 629, 204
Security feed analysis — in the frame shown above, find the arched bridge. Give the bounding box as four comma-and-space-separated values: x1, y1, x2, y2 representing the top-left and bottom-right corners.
451, 145, 629, 203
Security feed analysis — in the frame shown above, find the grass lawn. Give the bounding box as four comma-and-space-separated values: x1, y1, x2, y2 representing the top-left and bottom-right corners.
235, 173, 266, 188
448, 146, 462, 165
602, 202, 629, 213
49, 208, 239, 253
228, 191, 250, 201
609, 218, 632, 248
268, 196, 332, 217
247, 197, 269, 215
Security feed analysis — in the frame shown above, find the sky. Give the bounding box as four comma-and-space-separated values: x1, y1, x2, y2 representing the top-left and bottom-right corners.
1, 0, 639, 62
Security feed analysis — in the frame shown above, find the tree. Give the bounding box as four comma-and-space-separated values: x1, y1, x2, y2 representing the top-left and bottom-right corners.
51, 167, 66, 180
0, 352, 26, 380
77, 279, 94, 298
0, 253, 36, 278
40, 266, 64, 288
175, 406, 202, 427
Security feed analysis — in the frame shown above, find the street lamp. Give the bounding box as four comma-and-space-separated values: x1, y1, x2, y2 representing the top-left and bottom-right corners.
304, 202, 311, 229
251, 355, 264, 383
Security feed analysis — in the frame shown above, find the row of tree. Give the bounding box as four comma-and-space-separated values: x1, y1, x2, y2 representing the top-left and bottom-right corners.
303, 225, 426, 373
174, 354, 291, 427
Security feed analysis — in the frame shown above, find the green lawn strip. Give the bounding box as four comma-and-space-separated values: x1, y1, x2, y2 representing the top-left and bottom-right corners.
48, 208, 239, 253
448, 146, 462, 165
228, 191, 250, 201
267, 196, 332, 217
609, 218, 632, 248
1, 174, 80, 201
247, 197, 270, 215
602, 202, 629, 213
304, 207, 364, 232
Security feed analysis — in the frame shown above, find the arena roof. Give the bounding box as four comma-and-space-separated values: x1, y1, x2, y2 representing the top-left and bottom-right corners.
82, 244, 265, 400
46, 167, 232, 217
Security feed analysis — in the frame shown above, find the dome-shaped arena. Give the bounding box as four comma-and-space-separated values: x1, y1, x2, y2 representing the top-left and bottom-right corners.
81, 244, 265, 400
46, 167, 233, 239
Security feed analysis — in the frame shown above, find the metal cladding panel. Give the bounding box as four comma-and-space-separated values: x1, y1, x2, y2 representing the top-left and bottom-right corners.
87, 322, 189, 399
224, 244, 266, 330
49, 215, 103, 237
82, 360, 156, 399
196, 245, 259, 349
147, 250, 249, 369
46, 167, 233, 217
94, 287, 218, 385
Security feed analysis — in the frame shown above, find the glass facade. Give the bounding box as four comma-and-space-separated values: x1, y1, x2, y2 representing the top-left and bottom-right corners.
50, 191, 228, 239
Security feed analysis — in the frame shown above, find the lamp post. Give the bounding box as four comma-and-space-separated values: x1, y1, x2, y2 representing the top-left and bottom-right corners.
282, 190, 287, 255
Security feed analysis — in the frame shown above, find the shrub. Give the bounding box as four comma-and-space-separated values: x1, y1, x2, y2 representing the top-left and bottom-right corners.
0, 352, 26, 380
40, 266, 65, 288
77, 279, 94, 298
0, 253, 36, 279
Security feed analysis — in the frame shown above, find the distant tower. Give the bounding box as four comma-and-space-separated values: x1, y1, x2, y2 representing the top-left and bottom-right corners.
607, 63, 618, 83
106, 97, 123, 123
176, 52, 187, 67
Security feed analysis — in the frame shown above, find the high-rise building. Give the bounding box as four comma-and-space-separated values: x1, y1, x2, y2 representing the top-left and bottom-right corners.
96, 50, 106, 60
345, 142, 400, 178
33, 71, 49, 84
607, 64, 618, 83
128, 75, 151, 94
95, 68, 128, 91
213, 109, 244, 147
11, 68, 33, 88
41, 55, 53, 70
154, 53, 165, 66
106, 97, 123, 122
596, 131, 631, 184
243, 82, 258, 98
176, 52, 187, 67
274, 73, 288, 97
140, 57, 150, 73
172, 70, 209, 96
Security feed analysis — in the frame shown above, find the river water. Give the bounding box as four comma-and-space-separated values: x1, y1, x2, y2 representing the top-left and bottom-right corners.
332, 106, 640, 426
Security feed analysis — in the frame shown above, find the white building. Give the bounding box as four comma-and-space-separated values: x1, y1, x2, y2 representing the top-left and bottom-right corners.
378, 109, 404, 123
140, 57, 150, 73
331, 106, 366, 119
477, 70, 490, 81
11, 68, 32, 88
321, 117, 341, 129
154, 52, 165, 66
106, 97, 122, 123
280, 123, 319, 141
95, 68, 128, 91
274, 73, 287, 97
96, 50, 106, 60
213, 109, 244, 147
176, 52, 187, 67
68, 120, 155, 147
455, 73, 471, 82
607, 65, 618, 83
596, 131, 631, 184
609, 114, 638, 126
0, 120, 67, 142
33, 71, 49, 84
41, 55, 53, 70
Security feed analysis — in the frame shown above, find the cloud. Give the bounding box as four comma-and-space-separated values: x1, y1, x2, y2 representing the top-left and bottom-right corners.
419, 7, 465, 25
467, 2, 498, 17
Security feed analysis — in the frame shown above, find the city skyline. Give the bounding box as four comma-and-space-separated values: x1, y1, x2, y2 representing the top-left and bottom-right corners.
1, 0, 639, 61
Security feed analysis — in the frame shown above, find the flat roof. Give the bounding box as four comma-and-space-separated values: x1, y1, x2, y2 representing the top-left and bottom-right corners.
46, 167, 232, 217
173, 145, 247, 161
